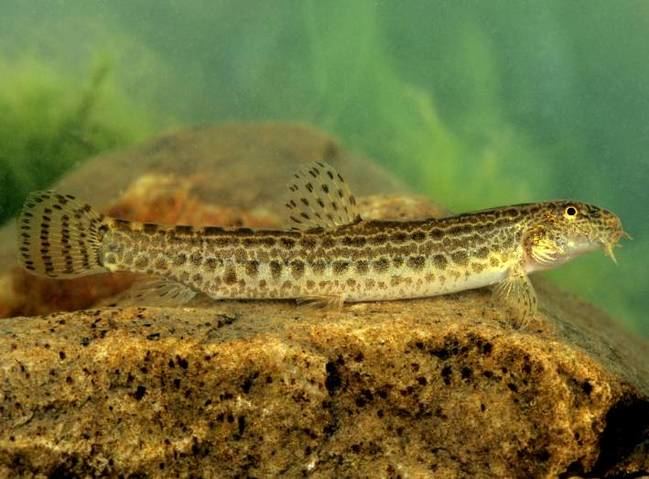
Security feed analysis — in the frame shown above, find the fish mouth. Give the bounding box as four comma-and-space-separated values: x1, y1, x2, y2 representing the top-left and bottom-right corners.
601, 229, 631, 265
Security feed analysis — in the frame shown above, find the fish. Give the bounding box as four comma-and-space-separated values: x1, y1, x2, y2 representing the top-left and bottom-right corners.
16, 161, 628, 326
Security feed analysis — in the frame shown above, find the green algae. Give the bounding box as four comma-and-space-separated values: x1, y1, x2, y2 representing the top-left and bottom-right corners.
0, 58, 155, 224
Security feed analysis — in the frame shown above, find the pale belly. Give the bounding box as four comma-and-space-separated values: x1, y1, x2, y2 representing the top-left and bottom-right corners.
197, 260, 510, 302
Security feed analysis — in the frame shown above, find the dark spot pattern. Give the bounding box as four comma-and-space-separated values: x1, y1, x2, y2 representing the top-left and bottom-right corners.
224, 267, 237, 285
433, 255, 448, 270
451, 250, 469, 266
269, 261, 282, 279
333, 261, 350, 274
290, 260, 305, 279
407, 256, 426, 270
246, 260, 260, 277
373, 257, 390, 273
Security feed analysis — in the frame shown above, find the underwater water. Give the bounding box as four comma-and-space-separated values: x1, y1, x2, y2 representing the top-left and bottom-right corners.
0, 0, 647, 334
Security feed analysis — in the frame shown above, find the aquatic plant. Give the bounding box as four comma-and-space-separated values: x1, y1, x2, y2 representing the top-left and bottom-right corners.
0, 58, 155, 225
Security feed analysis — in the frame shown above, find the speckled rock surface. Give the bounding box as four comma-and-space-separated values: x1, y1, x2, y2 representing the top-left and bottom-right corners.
0, 123, 648, 478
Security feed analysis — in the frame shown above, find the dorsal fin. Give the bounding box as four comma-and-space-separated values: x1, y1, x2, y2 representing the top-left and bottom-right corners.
285, 161, 361, 231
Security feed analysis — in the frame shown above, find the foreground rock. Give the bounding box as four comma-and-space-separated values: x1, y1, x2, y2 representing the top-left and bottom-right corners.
0, 123, 647, 478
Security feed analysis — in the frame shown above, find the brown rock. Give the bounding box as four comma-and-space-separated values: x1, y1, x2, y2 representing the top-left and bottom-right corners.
0, 123, 647, 478
0, 123, 404, 318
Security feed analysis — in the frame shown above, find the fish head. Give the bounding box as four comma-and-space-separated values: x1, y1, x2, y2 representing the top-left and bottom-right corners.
524, 200, 628, 271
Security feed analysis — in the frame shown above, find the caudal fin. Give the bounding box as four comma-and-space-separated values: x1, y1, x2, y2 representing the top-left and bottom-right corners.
17, 191, 108, 278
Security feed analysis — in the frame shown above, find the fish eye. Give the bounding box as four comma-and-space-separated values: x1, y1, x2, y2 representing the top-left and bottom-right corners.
564, 206, 578, 218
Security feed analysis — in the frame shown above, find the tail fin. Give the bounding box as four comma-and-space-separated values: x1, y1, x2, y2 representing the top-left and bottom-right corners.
17, 191, 108, 278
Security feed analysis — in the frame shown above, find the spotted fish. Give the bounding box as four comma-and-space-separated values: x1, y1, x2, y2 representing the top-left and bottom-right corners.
16, 161, 627, 325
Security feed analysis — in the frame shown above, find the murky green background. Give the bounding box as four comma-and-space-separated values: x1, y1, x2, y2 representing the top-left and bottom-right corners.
1, 1, 647, 333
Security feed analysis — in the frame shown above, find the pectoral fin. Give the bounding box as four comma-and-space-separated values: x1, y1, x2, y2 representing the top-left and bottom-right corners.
493, 269, 537, 329
530, 238, 563, 266
525, 226, 563, 267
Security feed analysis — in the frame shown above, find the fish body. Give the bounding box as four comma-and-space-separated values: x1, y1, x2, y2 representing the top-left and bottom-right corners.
98, 214, 516, 302
16, 162, 626, 324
